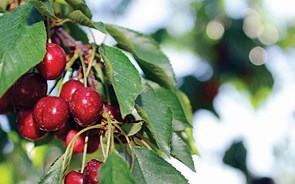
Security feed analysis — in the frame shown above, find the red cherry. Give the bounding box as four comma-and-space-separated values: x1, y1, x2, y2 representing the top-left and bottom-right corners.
37, 43, 66, 80
64, 170, 83, 184
16, 109, 46, 140
33, 96, 69, 131
12, 73, 47, 109
69, 87, 103, 127
103, 104, 122, 121
60, 79, 84, 103
83, 159, 103, 184
87, 135, 100, 154
0, 87, 15, 114
53, 118, 74, 141
66, 130, 85, 154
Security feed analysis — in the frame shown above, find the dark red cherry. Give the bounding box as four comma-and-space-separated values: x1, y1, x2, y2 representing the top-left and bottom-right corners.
69, 87, 103, 127
33, 96, 69, 131
53, 118, 74, 141
0, 87, 15, 114
12, 73, 47, 109
16, 109, 46, 140
87, 135, 100, 154
60, 79, 84, 103
66, 129, 85, 154
103, 104, 122, 121
64, 170, 83, 184
83, 159, 103, 184
37, 43, 66, 80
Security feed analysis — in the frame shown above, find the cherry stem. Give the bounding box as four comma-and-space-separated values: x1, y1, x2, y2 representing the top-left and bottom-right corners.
61, 124, 103, 177
85, 44, 96, 79
105, 121, 113, 161
100, 134, 106, 159
79, 53, 87, 87
81, 134, 89, 173
65, 52, 79, 70
135, 133, 153, 150
112, 122, 135, 169
47, 17, 51, 43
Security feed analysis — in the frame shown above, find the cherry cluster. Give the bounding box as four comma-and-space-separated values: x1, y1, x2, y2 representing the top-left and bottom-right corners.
64, 159, 102, 184
0, 41, 129, 183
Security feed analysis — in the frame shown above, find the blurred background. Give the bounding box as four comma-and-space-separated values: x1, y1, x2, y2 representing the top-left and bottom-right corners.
1, 0, 295, 183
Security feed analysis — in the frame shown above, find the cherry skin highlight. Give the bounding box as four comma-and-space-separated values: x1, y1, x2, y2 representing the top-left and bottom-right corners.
12, 73, 47, 109
60, 79, 84, 103
37, 43, 66, 80
69, 87, 103, 127
33, 96, 69, 131
83, 159, 103, 184
64, 170, 83, 184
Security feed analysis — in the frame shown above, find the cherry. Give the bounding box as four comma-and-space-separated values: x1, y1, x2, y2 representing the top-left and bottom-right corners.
66, 129, 85, 154
33, 96, 69, 131
53, 118, 74, 141
64, 170, 83, 184
60, 79, 84, 103
12, 73, 47, 109
103, 104, 122, 121
16, 109, 46, 140
37, 43, 66, 80
69, 87, 103, 127
87, 135, 100, 154
83, 159, 103, 184
0, 87, 14, 114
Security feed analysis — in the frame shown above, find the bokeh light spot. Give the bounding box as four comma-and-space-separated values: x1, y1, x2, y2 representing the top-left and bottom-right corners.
249, 47, 267, 66
206, 21, 224, 40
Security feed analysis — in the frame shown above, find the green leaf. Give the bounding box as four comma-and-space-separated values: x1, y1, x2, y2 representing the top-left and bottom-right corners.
106, 24, 176, 88
132, 147, 189, 184
175, 90, 193, 125
38, 155, 63, 184
65, 22, 89, 44
100, 152, 136, 184
175, 90, 200, 155
171, 133, 195, 172
122, 122, 143, 136
28, 0, 57, 19
155, 88, 191, 131
65, 0, 92, 19
0, 3, 46, 97
68, 10, 106, 33
135, 82, 173, 155
99, 44, 143, 117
